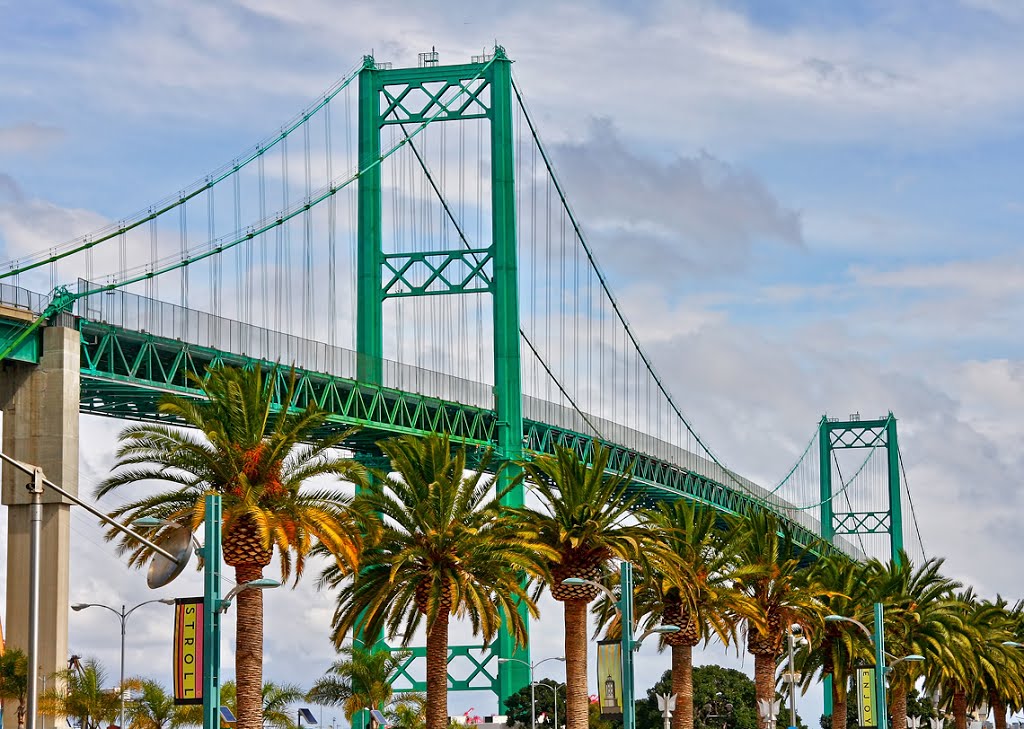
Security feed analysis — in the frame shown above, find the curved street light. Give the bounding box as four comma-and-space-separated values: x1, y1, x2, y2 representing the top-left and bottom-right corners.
563, 566, 679, 729
825, 608, 926, 727
71, 599, 176, 729
531, 682, 564, 729
497, 657, 565, 729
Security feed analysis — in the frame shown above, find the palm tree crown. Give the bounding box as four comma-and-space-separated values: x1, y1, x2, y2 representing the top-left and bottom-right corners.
326, 433, 549, 729
510, 443, 651, 729
96, 365, 368, 729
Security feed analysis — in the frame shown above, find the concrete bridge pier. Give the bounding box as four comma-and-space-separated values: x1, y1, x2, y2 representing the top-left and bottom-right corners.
1, 325, 79, 729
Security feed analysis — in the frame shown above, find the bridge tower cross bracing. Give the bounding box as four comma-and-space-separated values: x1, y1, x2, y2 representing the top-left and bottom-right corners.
354, 48, 528, 711
817, 412, 905, 564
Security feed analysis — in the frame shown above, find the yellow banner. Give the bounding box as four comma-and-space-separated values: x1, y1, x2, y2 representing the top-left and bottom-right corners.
173, 598, 203, 705
597, 640, 623, 717
857, 668, 877, 728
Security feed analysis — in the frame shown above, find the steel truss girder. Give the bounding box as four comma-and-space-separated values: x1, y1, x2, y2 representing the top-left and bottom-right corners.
382, 248, 493, 298
522, 421, 836, 556
77, 321, 497, 448
74, 320, 839, 556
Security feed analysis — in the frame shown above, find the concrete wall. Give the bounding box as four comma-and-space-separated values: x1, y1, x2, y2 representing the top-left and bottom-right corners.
1, 326, 80, 729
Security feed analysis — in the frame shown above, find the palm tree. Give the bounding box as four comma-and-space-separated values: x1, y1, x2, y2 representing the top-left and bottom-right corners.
957, 596, 1024, 729
125, 680, 190, 729
0, 648, 28, 729
259, 682, 305, 729
39, 658, 124, 729
386, 695, 426, 729
602, 501, 755, 729
730, 509, 825, 727
798, 556, 874, 729
95, 365, 368, 729
865, 554, 965, 729
306, 645, 418, 726
510, 443, 651, 729
927, 589, 1001, 729
325, 433, 550, 729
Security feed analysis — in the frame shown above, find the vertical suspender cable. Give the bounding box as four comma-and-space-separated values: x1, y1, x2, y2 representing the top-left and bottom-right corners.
258, 150, 268, 328
180, 198, 188, 311
326, 103, 337, 347
303, 117, 313, 339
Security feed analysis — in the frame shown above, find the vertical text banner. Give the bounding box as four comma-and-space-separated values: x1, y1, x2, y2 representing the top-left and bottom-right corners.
597, 640, 623, 717
174, 597, 204, 705
857, 668, 877, 728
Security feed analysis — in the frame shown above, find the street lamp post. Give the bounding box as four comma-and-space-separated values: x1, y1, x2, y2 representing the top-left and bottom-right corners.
532, 682, 564, 729
563, 562, 680, 729
0, 451, 182, 729
134, 498, 280, 729
70, 599, 175, 729
497, 656, 565, 729
784, 625, 802, 729
825, 605, 925, 729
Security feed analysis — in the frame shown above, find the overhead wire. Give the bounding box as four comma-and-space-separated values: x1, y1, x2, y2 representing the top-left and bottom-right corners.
0, 62, 365, 281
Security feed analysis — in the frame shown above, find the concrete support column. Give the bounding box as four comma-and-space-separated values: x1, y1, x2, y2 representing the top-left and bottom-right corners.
1, 326, 79, 729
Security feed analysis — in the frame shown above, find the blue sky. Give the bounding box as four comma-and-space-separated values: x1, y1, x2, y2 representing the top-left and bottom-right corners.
2, 0, 1024, 723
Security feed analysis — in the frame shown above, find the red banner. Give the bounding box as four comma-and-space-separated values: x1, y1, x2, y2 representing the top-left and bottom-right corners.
173, 598, 203, 705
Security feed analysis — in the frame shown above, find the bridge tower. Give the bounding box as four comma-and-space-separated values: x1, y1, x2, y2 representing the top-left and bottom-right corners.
0, 323, 80, 729
354, 48, 528, 710
818, 413, 905, 720
818, 412, 905, 563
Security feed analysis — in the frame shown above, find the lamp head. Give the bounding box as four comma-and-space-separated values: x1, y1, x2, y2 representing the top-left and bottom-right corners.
70, 604, 89, 611
1002, 641, 1024, 648
158, 598, 176, 605
561, 578, 586, 586
653, 625, 681, 634
904, 654, 925, 662
824, 615, 844, 622
132, 517, 168, 528
244, 578, 281, 590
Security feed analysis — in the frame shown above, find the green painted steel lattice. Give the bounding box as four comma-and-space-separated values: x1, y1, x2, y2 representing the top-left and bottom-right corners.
818, 415, 904, 561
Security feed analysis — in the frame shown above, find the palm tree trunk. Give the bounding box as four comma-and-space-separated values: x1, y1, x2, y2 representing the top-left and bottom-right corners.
235, 564, 265, 729
563, 600, 589, 729
952, 689, 967, 729
831, 679, 846, 729
888, 681, 907, 729
671, 644, 693, 729
425, 614, 450, 729
989, 694, 1006, 729
753, 653, 775, 729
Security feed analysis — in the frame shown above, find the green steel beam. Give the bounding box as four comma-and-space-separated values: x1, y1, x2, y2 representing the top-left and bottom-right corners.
886, 416, 904, 564
0, 319, 40, 363
356, 56, 384, 385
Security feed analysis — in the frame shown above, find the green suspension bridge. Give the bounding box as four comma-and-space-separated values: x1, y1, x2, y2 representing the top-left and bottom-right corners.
0, 48, 926, 712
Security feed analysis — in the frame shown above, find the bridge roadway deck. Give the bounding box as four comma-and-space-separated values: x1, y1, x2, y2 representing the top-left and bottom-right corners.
0, 283, 859, 557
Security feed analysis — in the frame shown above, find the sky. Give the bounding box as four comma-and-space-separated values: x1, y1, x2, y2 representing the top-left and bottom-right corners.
2, 0, 1024, 724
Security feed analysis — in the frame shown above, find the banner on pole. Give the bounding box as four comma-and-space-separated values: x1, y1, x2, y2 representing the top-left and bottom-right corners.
173, 598, 204, 705
596, 640, 623, 717
856, 668, 877, 728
